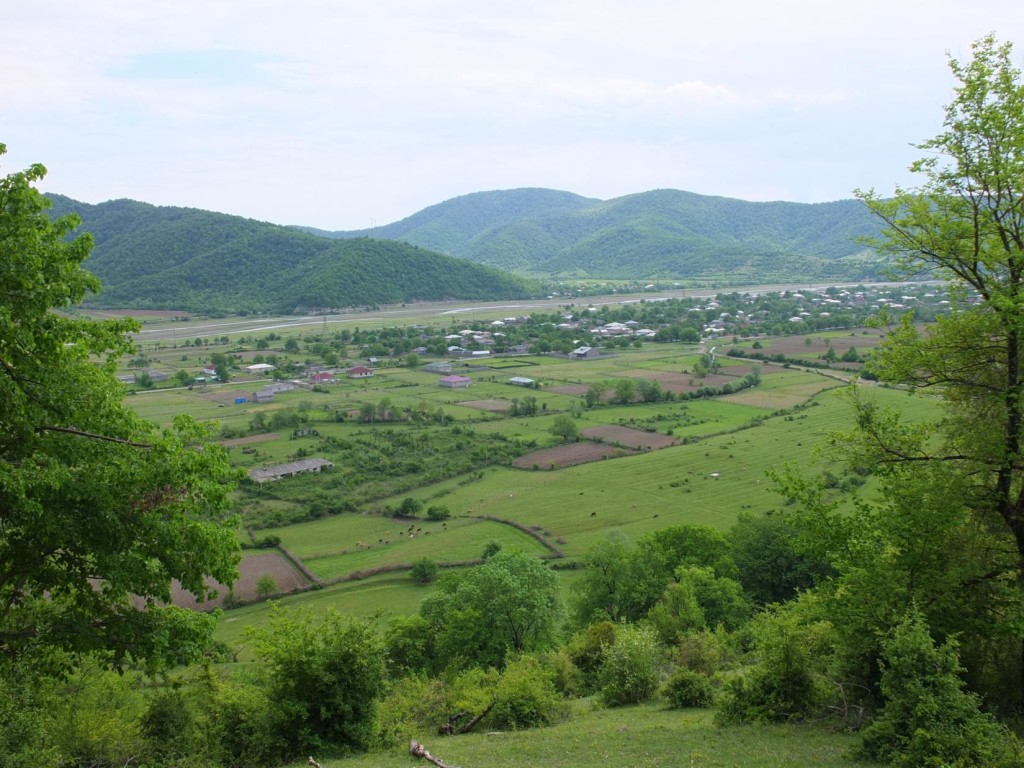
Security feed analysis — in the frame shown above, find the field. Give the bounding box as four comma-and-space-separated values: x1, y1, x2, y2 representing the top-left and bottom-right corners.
303, 702, 870, 768
110, 306, 943, 638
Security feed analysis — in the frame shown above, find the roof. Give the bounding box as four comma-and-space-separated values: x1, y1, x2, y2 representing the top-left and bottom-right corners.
247, 363, 276, 372
439, 375, 472, 384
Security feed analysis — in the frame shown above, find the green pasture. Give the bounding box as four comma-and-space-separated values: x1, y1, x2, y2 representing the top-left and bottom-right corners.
265, 515, 552, 580
305, 703, 868, 768
214, 571, 435, 650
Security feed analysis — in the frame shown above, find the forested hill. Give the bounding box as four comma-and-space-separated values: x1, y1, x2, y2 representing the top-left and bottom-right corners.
308, 188, 886, 281
44, 195, 542, 314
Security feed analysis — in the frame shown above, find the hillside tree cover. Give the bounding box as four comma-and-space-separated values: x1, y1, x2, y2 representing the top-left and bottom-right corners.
0, 145, 241, 669
853, 35, 1024, 697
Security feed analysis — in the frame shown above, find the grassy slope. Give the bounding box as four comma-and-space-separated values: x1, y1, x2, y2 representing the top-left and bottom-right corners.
303, 702, 869, 768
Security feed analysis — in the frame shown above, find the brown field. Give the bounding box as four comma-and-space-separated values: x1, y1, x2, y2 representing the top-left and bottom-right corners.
754, 328, 885, 358
513, 442, 633, 469
582, 425, 677, 449
220, 432, 281, 447
173, 552, 313, 610
462, 399, 513, 412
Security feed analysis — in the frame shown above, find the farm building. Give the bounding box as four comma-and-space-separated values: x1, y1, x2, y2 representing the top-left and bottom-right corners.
509, 376, 535, 387
247, 363, 276, 374
570, 346, 598, 359
439, 375, 472, 388
248, 457, 335, 484
347, 366, 374, 378
424, 361, 453, 374
252, 389, 276, 403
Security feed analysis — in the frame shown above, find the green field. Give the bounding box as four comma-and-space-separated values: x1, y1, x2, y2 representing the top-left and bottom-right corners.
301, 702, 869, 768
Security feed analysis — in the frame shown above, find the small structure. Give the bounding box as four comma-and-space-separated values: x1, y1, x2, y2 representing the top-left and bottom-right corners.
508, 376, 535, 387
424, 361, 453, 375
248, 457, 335, 484
439, 375, 472, 389
310, 371, 337, 385
347, 365, 374, 379
247, 363, 276, 374
570, 346, 598, 359
252, 389, 275, 403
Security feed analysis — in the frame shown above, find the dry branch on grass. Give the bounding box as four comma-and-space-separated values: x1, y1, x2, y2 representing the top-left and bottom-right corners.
411, 739, 461, 768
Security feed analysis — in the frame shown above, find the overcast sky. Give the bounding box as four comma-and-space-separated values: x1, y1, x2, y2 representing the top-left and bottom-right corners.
3, 2, 1023, 230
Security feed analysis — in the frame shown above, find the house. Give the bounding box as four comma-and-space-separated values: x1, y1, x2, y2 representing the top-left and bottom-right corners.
570, 346, 598, 359
439, 375, 472, 388
248, 457, 335, 484
508, 376, 535, 387
347, 366, 374, 379
310, 371, 336, 385
252, 389, 275, 403
424, 361, 453, 374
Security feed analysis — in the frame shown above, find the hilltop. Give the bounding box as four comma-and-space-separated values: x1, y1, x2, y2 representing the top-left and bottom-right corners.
44, 195, 542, 315
305, 187, 886, 280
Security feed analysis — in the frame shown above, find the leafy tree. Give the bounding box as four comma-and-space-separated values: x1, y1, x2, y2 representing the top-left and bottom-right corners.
398, 496, 423, 517
404, 352, 421, 368
410, 558, 439, 584
853, 35, 1024, 700
0, 146, 240, 669
583, 383, 604, 407
549, 414, 579, 442
419, 550, 561, 670
255, 574, 277, 599
729, 512, 831, 605
598, 624, 663, 706
858, 608, 1012, 768
246, 607, 386, 759
426, 504, 451, 520
612, 377, 635, 404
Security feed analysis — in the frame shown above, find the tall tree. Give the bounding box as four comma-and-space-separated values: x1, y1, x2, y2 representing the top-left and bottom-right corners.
853, 35, 1024, 697
0, 145, 240, 669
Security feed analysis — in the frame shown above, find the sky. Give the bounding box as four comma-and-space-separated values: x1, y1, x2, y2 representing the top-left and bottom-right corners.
3, 1, 1023, 230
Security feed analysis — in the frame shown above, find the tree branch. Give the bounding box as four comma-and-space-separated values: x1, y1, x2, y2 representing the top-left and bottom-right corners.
35, 424, 152, 448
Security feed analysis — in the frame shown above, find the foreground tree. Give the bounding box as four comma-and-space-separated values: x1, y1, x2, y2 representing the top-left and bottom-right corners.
419, 550, 561, 670
854, 35, 1024, 701
0, 145, 240, 669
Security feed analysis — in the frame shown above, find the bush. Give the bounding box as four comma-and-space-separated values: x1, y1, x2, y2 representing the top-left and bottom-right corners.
410, 558, 439, 584
716, 604, 835, 724
857, 608, 1018, 768
598, 624, 663, 706
426, 505, 451, 520
487, 655, 569, 729
661, 667, 715, 709
376, 675, 450, 751
244, 608, 386, 760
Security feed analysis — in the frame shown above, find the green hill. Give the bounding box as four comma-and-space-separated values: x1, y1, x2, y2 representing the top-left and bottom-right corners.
44, 195, 542, 314
318, 188, 885, 280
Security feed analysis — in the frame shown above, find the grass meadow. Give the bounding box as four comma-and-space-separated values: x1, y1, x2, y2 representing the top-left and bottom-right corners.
299, 702, 869, 768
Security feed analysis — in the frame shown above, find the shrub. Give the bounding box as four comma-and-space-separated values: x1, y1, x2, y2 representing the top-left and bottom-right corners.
716, 604, 835, 724
857, 608, 1018, 768
487, 655, 569, 729
661, 667, 715, 709
598, 624, 663, 706
410, 558, 439, 584
245, 608, 386, 759
426, 505, 451, 520
376, 675, 450, 751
